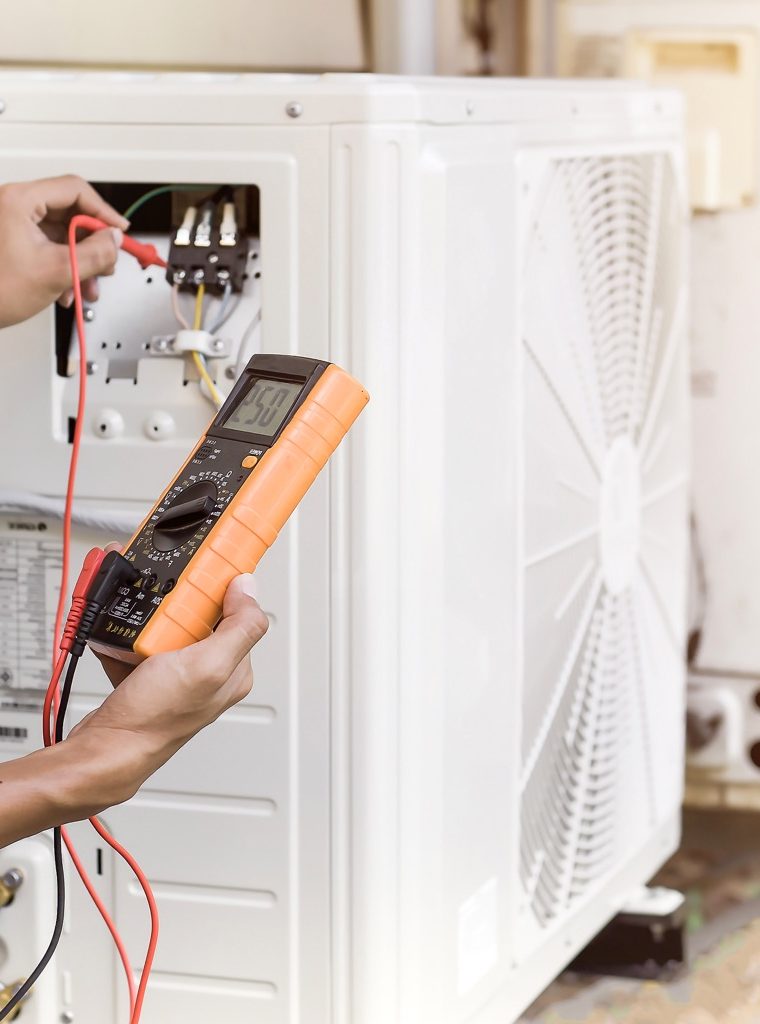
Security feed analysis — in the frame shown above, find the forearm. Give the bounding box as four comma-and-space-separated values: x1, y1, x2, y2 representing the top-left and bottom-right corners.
0, 732, 142, 849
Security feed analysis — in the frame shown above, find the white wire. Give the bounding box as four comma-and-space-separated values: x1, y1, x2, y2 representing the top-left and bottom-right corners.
207, 283, 237, 334
0, 491, 144, 536
171, 284, 190, 330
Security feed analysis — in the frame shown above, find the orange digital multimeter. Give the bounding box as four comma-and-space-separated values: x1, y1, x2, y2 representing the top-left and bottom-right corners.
88, 354, 369, 663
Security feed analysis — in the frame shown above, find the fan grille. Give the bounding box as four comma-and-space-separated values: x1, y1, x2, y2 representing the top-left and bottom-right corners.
518, 152, 687, 935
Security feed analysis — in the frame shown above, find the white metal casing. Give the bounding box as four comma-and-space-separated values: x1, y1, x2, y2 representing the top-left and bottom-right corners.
0, 73, 689, 1024
553, 0, 760, 807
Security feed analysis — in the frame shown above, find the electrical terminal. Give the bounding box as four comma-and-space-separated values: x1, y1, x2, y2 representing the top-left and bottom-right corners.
174, 206, 197, 247
193, 205, 214, 247
219, 202, 238, 247
166, 190, 248, 293
0, 869, 23, 908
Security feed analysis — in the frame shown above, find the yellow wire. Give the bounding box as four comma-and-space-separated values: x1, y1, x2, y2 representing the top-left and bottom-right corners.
190, 283, 223, 407
193, 282, 205, 329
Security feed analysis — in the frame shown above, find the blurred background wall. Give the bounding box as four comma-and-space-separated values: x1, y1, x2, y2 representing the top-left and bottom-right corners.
0, 0, 528, 77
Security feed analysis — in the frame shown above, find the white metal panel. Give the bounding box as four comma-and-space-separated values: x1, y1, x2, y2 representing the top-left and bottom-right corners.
0, 838, 60, 1022
0, 122, 330, 503
0, 70, 683, 126
0, 72, 688, 1024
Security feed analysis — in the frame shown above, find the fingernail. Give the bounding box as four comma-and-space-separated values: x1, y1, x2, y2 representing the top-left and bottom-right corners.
119, 216, 131, 230
60, 289, 74, 308
237, 573, 258, 599
110, 227, 123, 248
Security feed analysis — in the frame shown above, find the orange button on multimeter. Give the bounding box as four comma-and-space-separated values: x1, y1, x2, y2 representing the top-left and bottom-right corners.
88, 354, 369, 663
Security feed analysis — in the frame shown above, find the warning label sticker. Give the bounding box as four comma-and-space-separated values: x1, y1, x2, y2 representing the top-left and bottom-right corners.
0, 517, 62, 690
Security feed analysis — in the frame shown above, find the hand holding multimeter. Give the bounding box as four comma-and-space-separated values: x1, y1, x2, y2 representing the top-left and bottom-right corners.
88, 353, 369, 662
0, 188, 368, 1024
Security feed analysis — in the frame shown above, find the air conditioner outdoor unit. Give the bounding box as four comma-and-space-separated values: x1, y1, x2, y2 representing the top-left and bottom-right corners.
0, 73, 689, 1024
553, 0, 760, 811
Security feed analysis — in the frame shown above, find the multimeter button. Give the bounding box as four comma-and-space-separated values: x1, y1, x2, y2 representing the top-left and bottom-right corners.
241, 455, 259, 469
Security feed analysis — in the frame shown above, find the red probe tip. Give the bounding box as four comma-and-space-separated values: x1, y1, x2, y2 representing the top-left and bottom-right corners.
69, 214, 167, 270
120, 236, 167, 270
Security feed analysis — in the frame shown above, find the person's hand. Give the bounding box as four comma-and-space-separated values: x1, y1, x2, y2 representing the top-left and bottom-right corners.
70, 573, 269, 809
0, 574, 268, 847
0, 175, 129, 329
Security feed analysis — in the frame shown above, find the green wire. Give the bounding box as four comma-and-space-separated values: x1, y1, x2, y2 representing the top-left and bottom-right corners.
123, 184, 214, 221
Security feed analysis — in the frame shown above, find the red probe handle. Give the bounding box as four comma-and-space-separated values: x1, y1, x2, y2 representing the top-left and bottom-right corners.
70, 213, 167, 270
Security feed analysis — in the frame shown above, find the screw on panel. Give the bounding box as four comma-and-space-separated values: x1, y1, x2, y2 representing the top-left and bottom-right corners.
212, 339, 224, 352
154, 338, 170, 352
285, 101, 303, 118
84, 307, 95, 322
86, 362, 98, 375
173, 269, 187, 284
61, 1012, 75, 1023
225, 366, 237, 380
207, 253, 219, 264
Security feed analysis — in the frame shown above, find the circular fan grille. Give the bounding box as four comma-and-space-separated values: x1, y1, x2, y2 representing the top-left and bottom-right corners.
518, 153, 688, 936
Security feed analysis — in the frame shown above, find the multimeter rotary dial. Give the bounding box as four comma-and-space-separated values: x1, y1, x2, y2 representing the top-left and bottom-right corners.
152, 480, 217, 551
141, 470, 235, 557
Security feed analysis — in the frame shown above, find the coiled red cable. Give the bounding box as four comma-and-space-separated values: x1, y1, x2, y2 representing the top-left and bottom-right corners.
43, 215, 164, 1023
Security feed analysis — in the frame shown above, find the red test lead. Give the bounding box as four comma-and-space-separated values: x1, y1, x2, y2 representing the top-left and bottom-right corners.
70, 214, 167, 269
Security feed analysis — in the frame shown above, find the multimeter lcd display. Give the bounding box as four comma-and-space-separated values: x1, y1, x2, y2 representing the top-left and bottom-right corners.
223, 379, 303, 437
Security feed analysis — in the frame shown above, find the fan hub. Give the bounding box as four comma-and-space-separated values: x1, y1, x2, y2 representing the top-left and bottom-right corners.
599, 437, 641, 595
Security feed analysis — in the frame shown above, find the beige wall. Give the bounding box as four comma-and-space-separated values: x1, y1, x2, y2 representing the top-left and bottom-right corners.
0, 0, 366, 71
0, 0, 527, 79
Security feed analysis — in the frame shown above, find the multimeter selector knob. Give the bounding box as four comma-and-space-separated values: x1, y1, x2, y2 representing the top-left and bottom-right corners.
152, 480, 218, 552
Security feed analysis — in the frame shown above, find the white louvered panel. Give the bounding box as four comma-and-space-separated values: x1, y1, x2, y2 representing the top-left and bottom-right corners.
518, 153, 689, 949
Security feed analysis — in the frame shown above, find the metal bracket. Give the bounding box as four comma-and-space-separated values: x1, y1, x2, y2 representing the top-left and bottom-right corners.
569, 886, 687, 980
149, 332, 232, 359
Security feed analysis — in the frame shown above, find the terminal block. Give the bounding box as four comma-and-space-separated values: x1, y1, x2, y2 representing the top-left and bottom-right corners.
166, 202, 248, 295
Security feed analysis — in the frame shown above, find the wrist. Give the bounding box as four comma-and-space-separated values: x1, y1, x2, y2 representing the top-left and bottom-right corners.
68, 717, 180, 808
54, 730, 143, 817
0, 733, 139, 849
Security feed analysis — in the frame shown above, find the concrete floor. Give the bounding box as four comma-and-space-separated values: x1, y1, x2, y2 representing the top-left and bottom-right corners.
521, 809, 760, 1023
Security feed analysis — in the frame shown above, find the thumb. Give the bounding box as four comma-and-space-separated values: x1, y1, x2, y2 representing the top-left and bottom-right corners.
74, 227, 122, 281
221, 573, 266, 630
